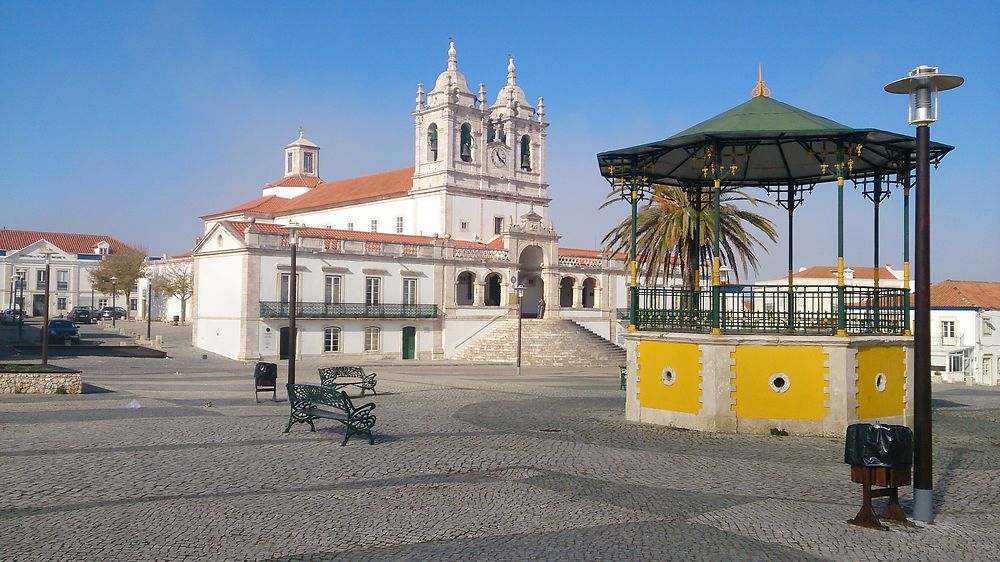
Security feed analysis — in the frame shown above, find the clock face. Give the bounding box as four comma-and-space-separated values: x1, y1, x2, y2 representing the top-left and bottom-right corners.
490, 147, 508, 168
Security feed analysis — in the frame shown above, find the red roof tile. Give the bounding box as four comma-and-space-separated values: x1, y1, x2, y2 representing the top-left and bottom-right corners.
265, 175, 323, 188
0, 229, 132, 255
926, 280, 1000, 309
561, 247, 628, 260
227, 221, 495, 248
276, 167, 414, 214
201, 195, 289, 219
793, 265, 899, 280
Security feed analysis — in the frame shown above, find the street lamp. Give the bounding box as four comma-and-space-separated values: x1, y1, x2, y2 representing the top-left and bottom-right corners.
8, 274, 15, 312
110, 276, 118, 327
40, 249, 56, 365
282, 222, 301, 385
15, 271, 24, 340
514, 284, 525, 377
146, 280, 153, 340
885, 65, 963, 524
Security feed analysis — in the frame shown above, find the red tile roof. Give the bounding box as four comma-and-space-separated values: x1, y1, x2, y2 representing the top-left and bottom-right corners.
201, 195, 289, 219
276, 167, 414, 214
227, 221, 496, 248
265, 175, 323, 188
927, 280, 1000, 309
0, 229, 131, 254
793, 265, 899, 280
561, 247, 628, 260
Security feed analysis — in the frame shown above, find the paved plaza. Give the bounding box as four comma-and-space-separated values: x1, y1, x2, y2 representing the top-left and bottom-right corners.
1, 322, 999, 561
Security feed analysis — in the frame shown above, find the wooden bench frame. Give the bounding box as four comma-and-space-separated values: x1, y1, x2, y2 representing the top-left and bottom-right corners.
284, 383, 377, 445
318, 366, 378, 396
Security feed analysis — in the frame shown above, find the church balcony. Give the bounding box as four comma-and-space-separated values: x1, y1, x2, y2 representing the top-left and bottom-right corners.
622, 285, 909, 335
259, 301, 439, 319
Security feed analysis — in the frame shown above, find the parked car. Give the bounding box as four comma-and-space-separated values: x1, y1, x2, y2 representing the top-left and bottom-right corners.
98, 306, 127, 320
67, 307, 95, 324
43, 319, 81, 344
0, 309, 25, 325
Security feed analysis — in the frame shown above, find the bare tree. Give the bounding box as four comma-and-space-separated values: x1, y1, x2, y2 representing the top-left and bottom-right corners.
153, 262, 194, 324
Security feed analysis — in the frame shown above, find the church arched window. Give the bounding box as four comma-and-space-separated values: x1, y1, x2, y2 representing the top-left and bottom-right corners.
460, 123, 472, 162
427, 124, 438, 162
520, 135, 531, 171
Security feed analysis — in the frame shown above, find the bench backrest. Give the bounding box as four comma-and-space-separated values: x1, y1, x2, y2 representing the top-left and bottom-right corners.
318, 366, 366, 385
286, 383, 354, 413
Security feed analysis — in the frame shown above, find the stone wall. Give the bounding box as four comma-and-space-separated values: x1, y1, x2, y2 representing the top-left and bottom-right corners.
0, 372, 83, 394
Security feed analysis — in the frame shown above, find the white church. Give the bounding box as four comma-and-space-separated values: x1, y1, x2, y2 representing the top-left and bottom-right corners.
191, 42, 640, 364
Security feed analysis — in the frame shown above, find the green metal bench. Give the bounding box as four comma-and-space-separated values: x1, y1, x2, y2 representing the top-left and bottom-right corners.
318, 366, 378, 396
619, 365, 627, 390
284, 383, 377, 445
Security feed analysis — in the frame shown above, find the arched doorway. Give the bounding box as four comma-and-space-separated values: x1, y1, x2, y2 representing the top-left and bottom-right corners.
582, 278, 597, 308
456, 271, 475, 305
484, 273, 502, 306
517, 245, 544, 318
559, 277, 576, 308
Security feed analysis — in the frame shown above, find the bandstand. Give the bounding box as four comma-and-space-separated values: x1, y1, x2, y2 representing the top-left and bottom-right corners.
598, 75, 952, 436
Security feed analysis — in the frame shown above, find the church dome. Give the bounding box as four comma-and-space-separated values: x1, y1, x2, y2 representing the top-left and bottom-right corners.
491, 56, 532, 111
428, 40, 472, 96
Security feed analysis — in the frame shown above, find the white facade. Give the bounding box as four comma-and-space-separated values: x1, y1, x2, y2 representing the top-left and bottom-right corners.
0, 232, 125, 317
928, 307, 1000, 385
189, 41, 653, 361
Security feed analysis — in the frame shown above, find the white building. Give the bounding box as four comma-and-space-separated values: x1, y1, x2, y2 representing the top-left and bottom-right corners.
925, 280, 1000, 385
191, 42, 649, 362
0, 229, 131, 317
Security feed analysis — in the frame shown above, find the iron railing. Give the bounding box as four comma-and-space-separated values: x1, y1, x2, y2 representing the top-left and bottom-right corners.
622, 285, 909, 335
260, 301, 439, 319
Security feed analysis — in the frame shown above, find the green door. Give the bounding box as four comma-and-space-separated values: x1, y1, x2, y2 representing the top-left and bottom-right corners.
402, 326, 416, 360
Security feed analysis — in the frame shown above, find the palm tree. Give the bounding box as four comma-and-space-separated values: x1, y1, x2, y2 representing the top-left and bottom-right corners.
602, 185, 778, 290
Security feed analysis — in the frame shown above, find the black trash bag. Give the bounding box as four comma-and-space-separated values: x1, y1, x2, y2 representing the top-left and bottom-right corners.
844, 423, 913, 468
254, 362, 278, 385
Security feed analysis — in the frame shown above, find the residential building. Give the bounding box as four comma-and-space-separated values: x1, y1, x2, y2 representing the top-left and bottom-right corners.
0, 229, 131, 317
924, 280, 1000, 385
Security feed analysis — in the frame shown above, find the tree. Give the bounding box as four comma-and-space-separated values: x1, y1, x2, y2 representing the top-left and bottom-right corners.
88, 248, 148, 317
602, 185, 778, 289
152, 262, 194, 324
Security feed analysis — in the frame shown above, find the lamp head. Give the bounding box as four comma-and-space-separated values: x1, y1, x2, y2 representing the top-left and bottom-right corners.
884, 65, 964, 125
515, 284, 525, 297
282, 222, 301, 245
111, 276, 118, 285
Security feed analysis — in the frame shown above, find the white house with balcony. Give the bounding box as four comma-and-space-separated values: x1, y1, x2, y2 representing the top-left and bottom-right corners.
190, 42, 655, 363
924, 280, 1000, 385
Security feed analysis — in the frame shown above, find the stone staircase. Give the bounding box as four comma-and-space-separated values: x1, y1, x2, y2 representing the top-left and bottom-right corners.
452, 318, 626, 368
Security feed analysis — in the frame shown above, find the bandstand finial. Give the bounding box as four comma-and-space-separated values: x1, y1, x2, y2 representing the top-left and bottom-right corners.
752, 64, 771, 98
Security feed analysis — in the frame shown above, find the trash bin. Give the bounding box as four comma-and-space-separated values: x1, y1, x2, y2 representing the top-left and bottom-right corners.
844, 422, 913, 468
844, 422, 913, 529
253, 362, 278, 402
172, 315, 180, 326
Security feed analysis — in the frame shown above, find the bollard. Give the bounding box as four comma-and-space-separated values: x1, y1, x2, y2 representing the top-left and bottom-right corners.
154, 335, 163, 349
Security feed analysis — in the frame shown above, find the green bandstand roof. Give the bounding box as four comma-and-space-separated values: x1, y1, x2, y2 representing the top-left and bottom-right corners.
598, 94, 953, 188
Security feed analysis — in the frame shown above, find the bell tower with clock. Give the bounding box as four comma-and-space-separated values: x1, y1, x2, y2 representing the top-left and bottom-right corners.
412, 42, 550, 242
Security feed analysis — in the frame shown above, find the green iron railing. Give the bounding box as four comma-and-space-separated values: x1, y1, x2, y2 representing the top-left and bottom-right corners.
623, 285, 908, 335
260, 301, 439, 319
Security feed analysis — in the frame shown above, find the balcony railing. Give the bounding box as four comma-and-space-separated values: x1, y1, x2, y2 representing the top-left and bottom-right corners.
57, 282, 69, 290
620, 285, 909, 335
259, 301, 439, 319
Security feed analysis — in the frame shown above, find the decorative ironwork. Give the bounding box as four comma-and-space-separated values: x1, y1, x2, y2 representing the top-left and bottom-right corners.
260, 302, 438, 319
622, 285, 908, 335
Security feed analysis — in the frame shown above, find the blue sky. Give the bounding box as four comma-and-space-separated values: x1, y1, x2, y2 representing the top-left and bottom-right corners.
1, 1, 997, 281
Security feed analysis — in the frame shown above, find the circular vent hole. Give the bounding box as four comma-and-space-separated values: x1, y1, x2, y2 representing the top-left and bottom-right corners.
768, 373, 790, 393
875, 372, 887, 392
661, 367, 676, 386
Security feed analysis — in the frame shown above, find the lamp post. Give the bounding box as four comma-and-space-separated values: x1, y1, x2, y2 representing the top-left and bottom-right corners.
885, 65, 963, 523
110, 276, 118, 327
8, 274, 15, 312
40, 249, 56, 365
282, 222, 301, 385
146, 280, 152, 341
16, 272, 24, 340
515, 284, 524, 377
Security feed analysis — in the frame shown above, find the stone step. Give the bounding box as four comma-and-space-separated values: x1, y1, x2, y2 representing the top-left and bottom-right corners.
453, 319, 625, 368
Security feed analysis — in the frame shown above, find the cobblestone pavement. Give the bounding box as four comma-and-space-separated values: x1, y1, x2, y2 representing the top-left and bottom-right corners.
1, 341, 999, 560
